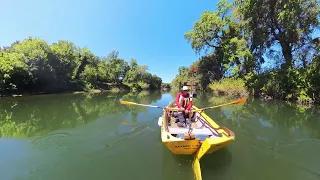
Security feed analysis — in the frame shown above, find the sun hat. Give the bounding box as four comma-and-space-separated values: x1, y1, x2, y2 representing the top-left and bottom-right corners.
182, 86, 189, 91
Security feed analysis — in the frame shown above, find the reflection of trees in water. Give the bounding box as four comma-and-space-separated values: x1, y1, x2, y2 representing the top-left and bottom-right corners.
168, 92, 320, 139
207, 95, 320, 139
5, 91, 317, 139
0, 110, 39, 138
166, 91, 319, 139
121, 90, 162, 122
0, 90, 162, 138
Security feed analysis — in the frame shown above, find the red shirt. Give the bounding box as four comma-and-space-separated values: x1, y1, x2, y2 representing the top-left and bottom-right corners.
175, 92, 192, 111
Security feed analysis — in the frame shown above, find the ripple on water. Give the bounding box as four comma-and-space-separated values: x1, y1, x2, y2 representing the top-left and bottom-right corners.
105, 125, 154, 150
104, 116, 159, 151
32, 132, 71, 151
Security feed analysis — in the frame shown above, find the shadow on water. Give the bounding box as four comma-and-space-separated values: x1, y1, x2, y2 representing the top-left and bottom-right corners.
173, 148, 232, 167
160, 147, 232, 180
201, 148, 233, 179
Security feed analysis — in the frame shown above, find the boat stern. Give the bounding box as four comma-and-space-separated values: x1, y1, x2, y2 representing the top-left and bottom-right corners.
196, 132, 235, 160
161, 130, 201, 155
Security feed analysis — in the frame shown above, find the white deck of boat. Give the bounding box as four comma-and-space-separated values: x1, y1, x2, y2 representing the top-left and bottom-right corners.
168, 127, 215, 135
167, 104, 221, 138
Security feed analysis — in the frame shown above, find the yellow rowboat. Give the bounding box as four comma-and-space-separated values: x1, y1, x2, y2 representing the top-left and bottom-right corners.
158, 100, 235, 180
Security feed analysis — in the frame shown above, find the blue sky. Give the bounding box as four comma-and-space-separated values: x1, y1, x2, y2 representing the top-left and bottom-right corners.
0, 0, 220, 83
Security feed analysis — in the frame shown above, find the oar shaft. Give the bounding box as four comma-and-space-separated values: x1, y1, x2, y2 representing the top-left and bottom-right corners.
121, 98, 246, 113
120, 100, 181, 111
193, 98, 246, 112
193, 103, 231, 112
134, 103, 164, 109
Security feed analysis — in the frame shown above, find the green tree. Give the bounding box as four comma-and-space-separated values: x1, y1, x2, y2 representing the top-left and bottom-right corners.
122, 59, 147, 91
177, 0, 320, 104
0, 38, 162, 95
184, 0, 254, 77
8, 37, 56, 92
50, 40, 79, 90
105, 52, 129, 86
0, 51, 29, 92
237, 0, 319, 70
236, 0, 320, 101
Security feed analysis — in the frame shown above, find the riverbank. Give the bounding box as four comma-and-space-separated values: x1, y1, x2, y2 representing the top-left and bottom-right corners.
73, 87, 123, 94
0, 87, 126, 98
0, 38, 163, 98
173, 75, 317, 106
207, 78, 316, 105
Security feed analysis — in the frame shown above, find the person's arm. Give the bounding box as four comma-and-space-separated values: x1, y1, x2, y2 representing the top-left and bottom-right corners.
186, 99, 192, 111
175, 93, 182, 108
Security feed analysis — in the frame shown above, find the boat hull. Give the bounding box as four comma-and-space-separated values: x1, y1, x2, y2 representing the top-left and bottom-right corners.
162, 130, 234, 155
160, 101, 235, 156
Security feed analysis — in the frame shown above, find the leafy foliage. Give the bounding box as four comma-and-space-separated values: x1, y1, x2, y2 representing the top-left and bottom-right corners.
0, 38, 162, 94
162, 83, 171, 89
173, 0, 320, 104
209, 77, 248, 97
237, 0, 319, 69
184, 0, 255, 78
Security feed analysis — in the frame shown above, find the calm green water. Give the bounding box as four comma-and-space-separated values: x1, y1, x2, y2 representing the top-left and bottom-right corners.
1, 91, 320, 180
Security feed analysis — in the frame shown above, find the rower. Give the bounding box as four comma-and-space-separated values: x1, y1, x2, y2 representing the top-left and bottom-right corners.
175, 86, 192, 127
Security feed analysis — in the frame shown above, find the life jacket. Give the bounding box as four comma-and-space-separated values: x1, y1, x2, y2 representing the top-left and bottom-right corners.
178, 93, 191, 108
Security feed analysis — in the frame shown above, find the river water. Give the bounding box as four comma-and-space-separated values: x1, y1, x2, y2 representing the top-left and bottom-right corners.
0, 91, 320, 180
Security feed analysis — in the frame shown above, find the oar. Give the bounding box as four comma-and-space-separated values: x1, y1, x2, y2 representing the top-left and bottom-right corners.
119, 100, 180, 111
120, 100, 165, 108
192, 98, 247, 112
193, 157, 202, 180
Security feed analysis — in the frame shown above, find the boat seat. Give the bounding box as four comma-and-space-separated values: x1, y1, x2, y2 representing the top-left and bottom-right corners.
168, 127, 220, 137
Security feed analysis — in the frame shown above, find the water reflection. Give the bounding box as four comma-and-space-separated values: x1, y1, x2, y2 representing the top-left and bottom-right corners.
168, 91, 320, 140
203, 94, 320, 179
198, 95, 320, 139
0, 90, 162, 138
1, 91, 320, 180
201, 148, 233, 179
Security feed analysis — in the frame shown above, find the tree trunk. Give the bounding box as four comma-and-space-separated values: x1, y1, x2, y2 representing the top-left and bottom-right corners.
75, 56, 88, 80
280, 42, 293, 69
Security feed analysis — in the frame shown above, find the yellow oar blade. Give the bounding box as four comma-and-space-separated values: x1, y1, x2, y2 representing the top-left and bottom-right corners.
231, 97, 247, 104
119, 100, 136, 105
121, 120, 134, 125
193, 157, 202, 180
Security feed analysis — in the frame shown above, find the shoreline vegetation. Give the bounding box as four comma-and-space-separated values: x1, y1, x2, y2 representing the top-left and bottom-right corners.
4, 87, 124, 98
2, 85, 133, 98
172, 0, 320, 105
0, 38, 162, 98
1, 0, 319, 107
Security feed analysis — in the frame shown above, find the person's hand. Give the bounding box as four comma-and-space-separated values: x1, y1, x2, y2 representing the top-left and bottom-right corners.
185, 110, 189, 114
180, 107, 185, 111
